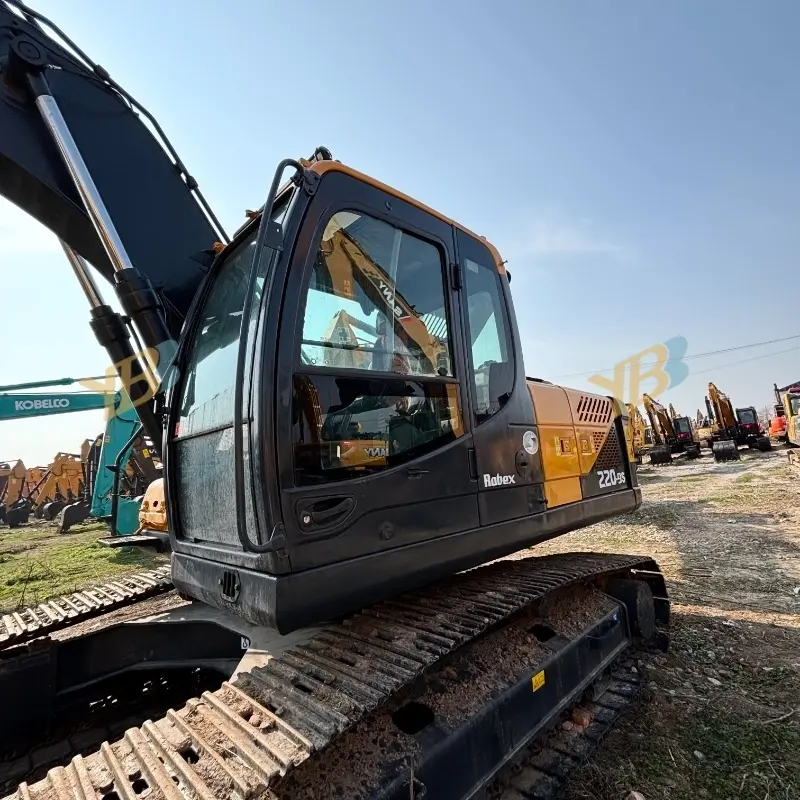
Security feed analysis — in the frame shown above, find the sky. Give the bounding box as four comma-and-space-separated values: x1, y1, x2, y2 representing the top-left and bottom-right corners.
1, 0, 799, 463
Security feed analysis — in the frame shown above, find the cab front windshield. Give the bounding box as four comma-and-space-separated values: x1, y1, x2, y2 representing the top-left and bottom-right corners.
176, 195, 292, 438
789, 395, 800, 416
674, 418, 691, 433
737, 408, 757, 424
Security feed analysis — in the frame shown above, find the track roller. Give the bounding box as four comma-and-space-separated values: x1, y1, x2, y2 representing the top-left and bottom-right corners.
712, 440, 740, 462
754, 435, 772, 452
649, 444, 672, 465
685, 443, 701, 459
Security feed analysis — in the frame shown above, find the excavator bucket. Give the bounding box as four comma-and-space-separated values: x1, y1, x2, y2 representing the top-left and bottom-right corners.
40, 500, 65, 521
649, 444, 672, 465
685, 443, 701, 459
712, 440, 740, 462
754, 435, 772, 452
57, 501, 90, 534
5, 500, 31, 528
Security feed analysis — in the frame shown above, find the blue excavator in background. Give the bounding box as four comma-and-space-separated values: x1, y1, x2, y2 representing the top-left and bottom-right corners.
0, 377, 160, 536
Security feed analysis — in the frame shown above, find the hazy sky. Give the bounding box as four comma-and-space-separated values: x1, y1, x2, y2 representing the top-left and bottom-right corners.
1, 0, 799, 464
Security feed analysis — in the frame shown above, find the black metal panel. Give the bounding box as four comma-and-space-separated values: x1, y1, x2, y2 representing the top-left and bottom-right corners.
0, 618, 243, 758
171, 487, 642, 633
0, 646, 57, 754
580, 417, 634, 500
0, 4, 218, 333
374, 607, 630, 800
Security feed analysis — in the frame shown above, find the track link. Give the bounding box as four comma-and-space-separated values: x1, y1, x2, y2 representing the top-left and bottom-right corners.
5, 551, 667, 800
492, 660, 644, 799
0, 566, 173, 651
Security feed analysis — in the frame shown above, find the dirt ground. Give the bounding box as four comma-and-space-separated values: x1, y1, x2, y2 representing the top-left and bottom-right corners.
3, 446, 798, 799
534, 445, 800, 800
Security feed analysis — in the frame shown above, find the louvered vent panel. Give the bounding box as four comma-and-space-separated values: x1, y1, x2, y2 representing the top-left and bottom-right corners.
577, 395, 613, 425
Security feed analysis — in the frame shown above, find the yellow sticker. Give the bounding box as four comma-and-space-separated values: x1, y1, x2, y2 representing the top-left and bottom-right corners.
531, 670, 545, 692
142, 448, 150, 458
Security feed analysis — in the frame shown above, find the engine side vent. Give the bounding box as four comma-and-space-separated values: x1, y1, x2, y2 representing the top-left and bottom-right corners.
577, 395, 613, 425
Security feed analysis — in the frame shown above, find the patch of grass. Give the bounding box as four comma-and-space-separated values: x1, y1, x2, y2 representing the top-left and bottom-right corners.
0, 523, 168, 611
678, 710, 800, 798
677, 476, 705, 483
735, 473, 756, 484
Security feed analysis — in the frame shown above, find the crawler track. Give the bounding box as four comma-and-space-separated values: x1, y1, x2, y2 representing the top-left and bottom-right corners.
0, 566, 173, 651
5, 551, 668, 800
491, 659, 644, 799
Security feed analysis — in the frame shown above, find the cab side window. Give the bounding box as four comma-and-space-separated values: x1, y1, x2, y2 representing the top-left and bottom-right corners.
293, 209, 462, 485
460, 234, 514, 423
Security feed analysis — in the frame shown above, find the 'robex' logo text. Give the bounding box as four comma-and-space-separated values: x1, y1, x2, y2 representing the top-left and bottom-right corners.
483, 473, 516, 488
14, 398, 70, 411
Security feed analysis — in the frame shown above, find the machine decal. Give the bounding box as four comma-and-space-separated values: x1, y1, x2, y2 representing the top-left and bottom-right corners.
522, 430, 539, 455
532, 670, 546, 692
597, 468, 626, 488
483, 473, 517, 488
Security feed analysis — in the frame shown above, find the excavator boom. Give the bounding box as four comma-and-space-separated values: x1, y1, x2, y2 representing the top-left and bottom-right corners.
0, 0, 221, 330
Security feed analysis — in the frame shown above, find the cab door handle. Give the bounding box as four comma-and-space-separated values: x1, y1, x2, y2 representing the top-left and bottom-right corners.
406, 468, 429, 479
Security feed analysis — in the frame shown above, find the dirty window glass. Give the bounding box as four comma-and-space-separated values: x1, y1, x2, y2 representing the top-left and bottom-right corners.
176, 201, 288, 438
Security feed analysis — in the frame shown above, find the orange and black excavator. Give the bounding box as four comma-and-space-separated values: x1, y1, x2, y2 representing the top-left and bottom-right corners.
0, 4, 671, 797
642, 393, 700, 463
705, 382, 771, 462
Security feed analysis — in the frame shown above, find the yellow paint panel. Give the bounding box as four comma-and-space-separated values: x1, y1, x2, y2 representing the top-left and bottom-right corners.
539, 425, 581, 480
531, 670, 546, 692
528, 383, 573, 426
545, 476, 582, 508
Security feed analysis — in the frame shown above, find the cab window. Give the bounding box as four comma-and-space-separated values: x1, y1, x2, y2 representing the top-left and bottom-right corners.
293, 210, 461, 485
458, 231, 515, 423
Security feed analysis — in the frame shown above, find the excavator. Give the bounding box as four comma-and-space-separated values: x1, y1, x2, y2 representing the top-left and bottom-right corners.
642, 393, 700, 464
704, 382, 771, 462
625, 402, 653, 463
667, 403, 701, 457
0, 377, 158, 531
57, 392, 161, 538
769, 381, 800, 469
0, 4, 671, 798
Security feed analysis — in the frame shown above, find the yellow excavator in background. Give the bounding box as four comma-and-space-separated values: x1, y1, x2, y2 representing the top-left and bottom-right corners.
0, 460, 28, 525
703, 382, 771, 462
769, 382, 800, 469
626, 403, 652, 463
668, 404, 702, 457
642, 394, 700, 464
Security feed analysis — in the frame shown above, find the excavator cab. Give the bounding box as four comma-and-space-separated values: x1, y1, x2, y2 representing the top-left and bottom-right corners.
672, 415, 701, 459
0, 5, 641, 636
163, 159, 641, 632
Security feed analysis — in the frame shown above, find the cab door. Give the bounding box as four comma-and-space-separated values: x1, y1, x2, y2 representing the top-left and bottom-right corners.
453, 227, 547, 526
274, 168, 479, 570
